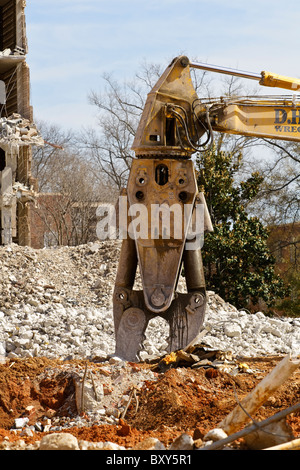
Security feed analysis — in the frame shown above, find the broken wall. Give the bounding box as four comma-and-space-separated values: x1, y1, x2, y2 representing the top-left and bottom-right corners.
0, 0, 42, 246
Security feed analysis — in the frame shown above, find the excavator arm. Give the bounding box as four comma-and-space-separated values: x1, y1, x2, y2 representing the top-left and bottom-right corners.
189, 59, 300, 92
192, 58, 300, 142
201, 96, 300, 142
132, 56, 300, 155
113, 56, 300, 361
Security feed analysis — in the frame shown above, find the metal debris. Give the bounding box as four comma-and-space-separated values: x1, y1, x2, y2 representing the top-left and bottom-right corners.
148, 343, 250, 375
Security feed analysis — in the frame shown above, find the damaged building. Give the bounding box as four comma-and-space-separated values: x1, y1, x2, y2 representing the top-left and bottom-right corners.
0, 0, 43, 246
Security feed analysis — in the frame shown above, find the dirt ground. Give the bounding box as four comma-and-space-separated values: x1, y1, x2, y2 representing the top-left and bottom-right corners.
0, 355, 299, 449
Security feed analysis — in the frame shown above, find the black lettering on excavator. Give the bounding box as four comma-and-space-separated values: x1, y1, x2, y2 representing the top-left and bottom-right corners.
275, 109, 287, 124
291, 109, 300, 125
275, 108, 300, 133
275, 108, 300, 126
275, 125, 300, 133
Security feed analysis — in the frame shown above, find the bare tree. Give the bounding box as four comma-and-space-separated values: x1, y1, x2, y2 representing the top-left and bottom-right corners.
31, 121, 117, 246
31, 120, 75, 192
246, 139, 300, 226
81, 71, 147, 190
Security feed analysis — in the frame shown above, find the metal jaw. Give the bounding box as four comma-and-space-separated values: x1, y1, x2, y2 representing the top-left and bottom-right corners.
113, 285, 206, 362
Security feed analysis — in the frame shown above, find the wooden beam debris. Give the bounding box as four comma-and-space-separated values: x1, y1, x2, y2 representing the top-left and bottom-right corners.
263, 438, 300, 451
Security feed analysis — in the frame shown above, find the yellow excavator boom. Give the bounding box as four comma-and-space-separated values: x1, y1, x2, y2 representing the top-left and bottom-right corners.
202, 96, 300, 142
260, 71, 300, 92
189, 59, 300, 141
132, 56, 300, 160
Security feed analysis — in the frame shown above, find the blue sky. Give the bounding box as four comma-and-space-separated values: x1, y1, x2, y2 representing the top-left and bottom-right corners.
25, 0, 300, 131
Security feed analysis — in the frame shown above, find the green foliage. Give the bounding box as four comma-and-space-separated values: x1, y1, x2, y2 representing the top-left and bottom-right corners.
197, 146, 288, 310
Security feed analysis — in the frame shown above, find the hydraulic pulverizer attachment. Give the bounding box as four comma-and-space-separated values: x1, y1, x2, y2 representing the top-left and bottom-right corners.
113, 56, 213, 361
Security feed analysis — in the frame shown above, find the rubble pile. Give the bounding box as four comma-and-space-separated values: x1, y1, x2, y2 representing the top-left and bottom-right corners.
0, 240, 299, 362
0, 114, 44, 148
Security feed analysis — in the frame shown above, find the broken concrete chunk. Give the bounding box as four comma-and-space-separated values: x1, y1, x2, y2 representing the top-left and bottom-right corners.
224, 323, 242, 338
14, 417, 29, 429
39, 433, 79, 451
0, 114, 43, 146
134, 437, 166, 450
169, 433, 194, 450
204, 428, 228, 442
